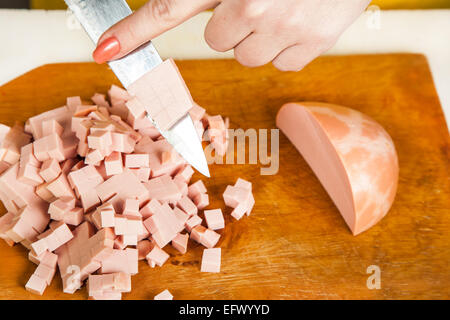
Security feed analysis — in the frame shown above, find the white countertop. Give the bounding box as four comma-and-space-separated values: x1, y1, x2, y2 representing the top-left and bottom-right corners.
0, 9, 449, 129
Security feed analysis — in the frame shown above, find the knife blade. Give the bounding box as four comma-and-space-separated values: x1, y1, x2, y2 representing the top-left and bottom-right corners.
65, 0, 210, 177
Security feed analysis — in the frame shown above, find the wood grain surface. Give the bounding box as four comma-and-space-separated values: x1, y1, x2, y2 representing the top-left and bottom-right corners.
0, 54, 448, 300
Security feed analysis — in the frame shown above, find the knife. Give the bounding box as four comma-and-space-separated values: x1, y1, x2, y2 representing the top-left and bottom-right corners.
65, 0, 210, 177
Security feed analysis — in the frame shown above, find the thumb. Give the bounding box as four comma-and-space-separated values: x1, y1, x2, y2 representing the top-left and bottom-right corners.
93, 0, 220, 63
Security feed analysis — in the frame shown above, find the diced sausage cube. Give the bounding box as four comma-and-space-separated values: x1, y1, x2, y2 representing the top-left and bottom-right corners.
175, 165, 194, 182
139, 199, 162, 219
66, 96, 82, 111
85, 149, 104, 165
235, 178, 252, 191
87, 130, 112, 150
108, 84, 131, 104
129, 167, 151, 182
37, 251, 57, 269
201, 248, 221, 273
104, 151, 123, 176
111, 132, 136, 153
124, 153, 149, 168
114, 216, 127, 235
34, 263, 56, 285
123, 199, 140, 218
64, 207, 84, 226
47, 173, 75, 199
172, 233, 188, 254
146, 245, 169, 267
42, 119, 64, 137
173, 207, 189, 226
193, 193, 209, 210
190, 225, 206, 244
201, 229, 221, 248
137, 240, 153, 260
74, 105, 98, 117
204, 209, 225, 230
185, 215, 202, 233
187, 180, 207, 199
25, 274, 47, 295
177, 195, 198, 217
91, 93, 110, 108
39, 158, 61, 182
154, 289, 173, 300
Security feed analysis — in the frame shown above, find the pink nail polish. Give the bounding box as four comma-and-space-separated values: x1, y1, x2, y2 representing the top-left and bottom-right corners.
93, 37, 121, 64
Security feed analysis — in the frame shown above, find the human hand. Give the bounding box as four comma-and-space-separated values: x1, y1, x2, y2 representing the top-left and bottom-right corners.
93, 0, 371, 71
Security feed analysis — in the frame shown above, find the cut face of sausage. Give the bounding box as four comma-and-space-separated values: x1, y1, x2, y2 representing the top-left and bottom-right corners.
276, 102, 399, 235
127, 59, 194, 131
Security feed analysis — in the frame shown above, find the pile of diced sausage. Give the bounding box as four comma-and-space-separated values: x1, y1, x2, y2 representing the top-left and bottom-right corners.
0, 85, 254, 300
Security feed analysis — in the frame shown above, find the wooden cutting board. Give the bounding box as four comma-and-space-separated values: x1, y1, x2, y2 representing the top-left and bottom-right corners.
0, 54, 448, 300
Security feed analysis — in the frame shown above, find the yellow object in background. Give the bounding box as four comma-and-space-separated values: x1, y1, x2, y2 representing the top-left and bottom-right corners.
30, 0, 450, 10
371, 0, 450, 9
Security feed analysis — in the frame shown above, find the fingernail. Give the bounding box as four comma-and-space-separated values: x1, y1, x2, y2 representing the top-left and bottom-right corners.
93, 36, 120, 64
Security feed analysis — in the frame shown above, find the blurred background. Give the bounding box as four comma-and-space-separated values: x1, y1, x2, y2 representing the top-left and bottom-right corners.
1, 0, 449, 128
0, 0, 449, 9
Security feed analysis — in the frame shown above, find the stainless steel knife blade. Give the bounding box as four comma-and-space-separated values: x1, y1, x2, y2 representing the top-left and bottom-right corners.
65, 0, 210, 177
